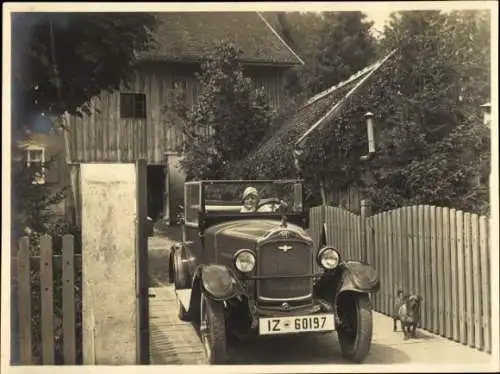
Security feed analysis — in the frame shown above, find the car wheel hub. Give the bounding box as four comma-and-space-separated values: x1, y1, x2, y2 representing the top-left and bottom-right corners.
200, 297, 212, 361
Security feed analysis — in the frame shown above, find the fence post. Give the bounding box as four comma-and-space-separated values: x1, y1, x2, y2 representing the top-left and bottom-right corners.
62, 235, 76, 364
136, 158, 150, 364
18, 237, 32, 365
479, 216, 491, 353
360, 199, 372, 264
40, 234, 54, 365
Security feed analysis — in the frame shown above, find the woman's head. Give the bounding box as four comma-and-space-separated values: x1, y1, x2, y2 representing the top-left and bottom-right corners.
242, 186, 259, 211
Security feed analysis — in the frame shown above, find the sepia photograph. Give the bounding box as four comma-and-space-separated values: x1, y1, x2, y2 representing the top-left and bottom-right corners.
2, 2, 498, 373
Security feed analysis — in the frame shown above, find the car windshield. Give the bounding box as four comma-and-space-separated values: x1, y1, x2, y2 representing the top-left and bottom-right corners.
183, 180, 303, 223
204, 180, 303, 214
183, 180, 302, 215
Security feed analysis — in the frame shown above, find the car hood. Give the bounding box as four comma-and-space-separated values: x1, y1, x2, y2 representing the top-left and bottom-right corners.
205, 219, 310, 243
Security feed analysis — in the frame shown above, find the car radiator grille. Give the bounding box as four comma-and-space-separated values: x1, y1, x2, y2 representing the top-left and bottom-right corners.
257, 241, 312, 302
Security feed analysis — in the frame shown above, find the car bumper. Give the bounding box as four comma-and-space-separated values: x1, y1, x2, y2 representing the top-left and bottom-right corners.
251, 298, 340, 324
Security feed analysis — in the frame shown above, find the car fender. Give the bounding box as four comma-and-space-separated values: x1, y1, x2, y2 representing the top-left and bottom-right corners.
337, 261, 380, 296
196, 264, 244, 301
183, 264, 245, 320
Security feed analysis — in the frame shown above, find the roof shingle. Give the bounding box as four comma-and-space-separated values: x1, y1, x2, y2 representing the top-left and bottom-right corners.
241, 51, 397, 169
140, 12, 302, 65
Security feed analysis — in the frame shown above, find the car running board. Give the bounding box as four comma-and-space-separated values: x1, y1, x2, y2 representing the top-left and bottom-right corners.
176, 289, 192, 310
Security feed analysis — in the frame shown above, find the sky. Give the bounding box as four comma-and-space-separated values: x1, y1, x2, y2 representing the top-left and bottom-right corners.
297, 7, 397, 37
363, 9, 394, 34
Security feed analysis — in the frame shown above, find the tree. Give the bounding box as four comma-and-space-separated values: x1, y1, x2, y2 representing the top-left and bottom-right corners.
11, 153, 68, 240
163, 42, 274, 180
233, 11, 379, 194
11, 12, 158, 138
11, 12, 158, 232
262, 11, 327, 64
362, 10, 491, 214
293, 11, 377, 98
237, 10, 491, 215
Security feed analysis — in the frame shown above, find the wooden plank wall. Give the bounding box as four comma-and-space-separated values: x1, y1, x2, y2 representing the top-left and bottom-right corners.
306, 205, 325, 280
67, 64, 285, 164
323, 206, 362, 262
368, 206, 491, 352
313, 204, 492, 353
324, 184, 362, 215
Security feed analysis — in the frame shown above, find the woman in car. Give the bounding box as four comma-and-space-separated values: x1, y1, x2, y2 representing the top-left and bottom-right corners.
241, 186, 259, 212
241, 186, 273, 212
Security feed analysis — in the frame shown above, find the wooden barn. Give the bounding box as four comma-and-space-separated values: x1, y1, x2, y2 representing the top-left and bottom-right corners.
62, 12, 303, 225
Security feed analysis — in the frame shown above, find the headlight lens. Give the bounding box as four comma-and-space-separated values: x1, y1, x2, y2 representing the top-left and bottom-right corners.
318, 248, 340, 269
234, 250, 256, 273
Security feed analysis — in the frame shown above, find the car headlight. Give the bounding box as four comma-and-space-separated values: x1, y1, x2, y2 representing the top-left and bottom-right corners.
317, 247, 340, 270
234, 249, 256, 273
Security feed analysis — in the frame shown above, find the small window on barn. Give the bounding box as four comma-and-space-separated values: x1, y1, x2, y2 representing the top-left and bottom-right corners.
120, 93, 146, 119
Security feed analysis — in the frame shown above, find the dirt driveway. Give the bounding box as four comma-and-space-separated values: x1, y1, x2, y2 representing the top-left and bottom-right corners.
148, 233, 178, 287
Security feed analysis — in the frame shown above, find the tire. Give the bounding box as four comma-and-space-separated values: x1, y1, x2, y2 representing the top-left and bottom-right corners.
200, 294, 227, 364
336, 292, 373, 363
170, 250, 190, 289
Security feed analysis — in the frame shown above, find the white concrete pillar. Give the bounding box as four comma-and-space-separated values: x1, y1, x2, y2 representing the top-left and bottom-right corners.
81, 163, 137, 365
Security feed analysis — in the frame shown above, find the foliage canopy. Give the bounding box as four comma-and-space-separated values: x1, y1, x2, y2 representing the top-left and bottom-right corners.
236, 10, 491, 215
11, 12, 157, 137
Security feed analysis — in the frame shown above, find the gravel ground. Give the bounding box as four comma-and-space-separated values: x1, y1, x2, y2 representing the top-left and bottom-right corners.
148, 228, 181, 287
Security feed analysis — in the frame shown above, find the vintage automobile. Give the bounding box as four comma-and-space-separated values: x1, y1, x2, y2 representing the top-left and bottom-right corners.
169, 179, 380, 364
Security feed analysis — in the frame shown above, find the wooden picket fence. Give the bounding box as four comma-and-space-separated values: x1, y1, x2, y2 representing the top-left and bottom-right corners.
308, 204, 492, 353
12, 234, 81, 365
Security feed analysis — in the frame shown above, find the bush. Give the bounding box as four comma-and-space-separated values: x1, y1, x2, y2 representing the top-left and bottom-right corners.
163, 42, 274, 180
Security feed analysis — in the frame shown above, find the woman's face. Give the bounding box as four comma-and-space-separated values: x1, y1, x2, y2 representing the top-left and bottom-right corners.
243, 194, 259, 211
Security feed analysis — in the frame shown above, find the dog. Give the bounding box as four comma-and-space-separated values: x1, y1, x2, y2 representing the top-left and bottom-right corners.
392, 290, 422, 339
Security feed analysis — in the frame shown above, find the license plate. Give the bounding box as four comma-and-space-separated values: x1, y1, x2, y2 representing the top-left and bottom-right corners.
259, 313, 335, 335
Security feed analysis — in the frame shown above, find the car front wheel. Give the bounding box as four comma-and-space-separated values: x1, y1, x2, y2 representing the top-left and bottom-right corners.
336, 292, 373, 363
200, 294, 227, 364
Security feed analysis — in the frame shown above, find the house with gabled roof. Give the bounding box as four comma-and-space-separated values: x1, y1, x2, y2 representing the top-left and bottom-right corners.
30, 12, 303, 226
239, 51, 396, 214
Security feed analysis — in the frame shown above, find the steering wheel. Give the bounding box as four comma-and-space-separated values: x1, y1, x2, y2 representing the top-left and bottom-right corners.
257, 198, 283, 212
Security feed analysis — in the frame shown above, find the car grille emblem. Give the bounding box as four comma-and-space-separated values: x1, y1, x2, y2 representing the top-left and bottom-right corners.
278, 244, 293, 252
279, 230, 290, 239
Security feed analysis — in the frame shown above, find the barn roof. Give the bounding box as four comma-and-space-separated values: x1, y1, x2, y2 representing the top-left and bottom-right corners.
238, 50, 397, 172
140, 12, 303, 66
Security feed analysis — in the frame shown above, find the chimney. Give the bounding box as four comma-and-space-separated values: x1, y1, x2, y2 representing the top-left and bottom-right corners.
480, 102, 491, 126
365, 111, 375, 154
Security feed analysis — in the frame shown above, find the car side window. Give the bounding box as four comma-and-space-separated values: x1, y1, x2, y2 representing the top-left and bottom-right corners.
185, 183, 200, 225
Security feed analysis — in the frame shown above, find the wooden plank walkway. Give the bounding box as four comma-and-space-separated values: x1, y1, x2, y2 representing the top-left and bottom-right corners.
149, 286, 206, 365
